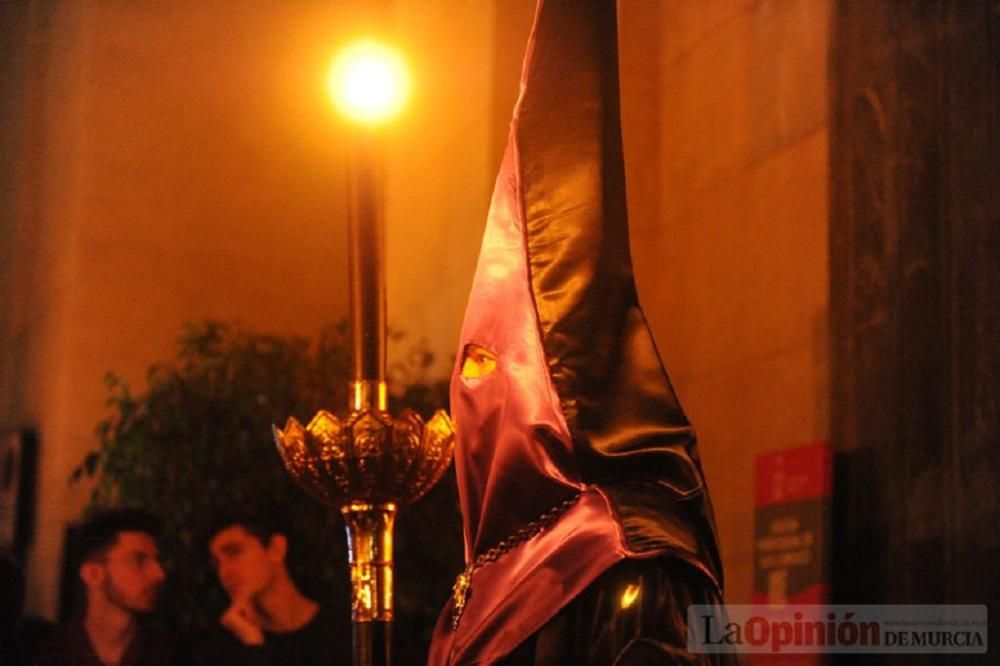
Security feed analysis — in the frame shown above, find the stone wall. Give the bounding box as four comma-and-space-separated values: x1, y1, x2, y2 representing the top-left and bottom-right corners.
620, 0, 831, 604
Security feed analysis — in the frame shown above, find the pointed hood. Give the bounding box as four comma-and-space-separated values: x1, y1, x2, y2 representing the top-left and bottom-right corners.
429, 1, 722, 663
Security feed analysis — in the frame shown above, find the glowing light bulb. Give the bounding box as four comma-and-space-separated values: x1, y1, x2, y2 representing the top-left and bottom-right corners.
327, 39, 411, 126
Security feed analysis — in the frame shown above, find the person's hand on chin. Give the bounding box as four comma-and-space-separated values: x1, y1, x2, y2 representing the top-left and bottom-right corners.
220, 595, 266, 646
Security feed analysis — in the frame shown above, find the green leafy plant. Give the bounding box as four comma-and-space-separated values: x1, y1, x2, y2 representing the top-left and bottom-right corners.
73, 320, 463, 660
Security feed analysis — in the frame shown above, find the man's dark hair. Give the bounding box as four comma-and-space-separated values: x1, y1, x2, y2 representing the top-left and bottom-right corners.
76, 508, 162, 566
206, 502, 289, 549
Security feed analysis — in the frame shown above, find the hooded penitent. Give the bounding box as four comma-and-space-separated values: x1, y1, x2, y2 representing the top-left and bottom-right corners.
428, 1, 723, 663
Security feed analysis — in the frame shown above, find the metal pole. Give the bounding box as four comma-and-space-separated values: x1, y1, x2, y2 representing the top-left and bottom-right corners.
347, 133, 388, 413
343, 502, 395, 666
345, 133, 392, 666
274, 33, 454, 666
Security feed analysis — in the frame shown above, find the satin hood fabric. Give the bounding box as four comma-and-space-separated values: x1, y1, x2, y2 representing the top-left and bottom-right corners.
429, 1, 723, 663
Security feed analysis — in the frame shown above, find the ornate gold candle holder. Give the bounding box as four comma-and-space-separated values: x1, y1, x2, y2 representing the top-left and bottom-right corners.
273, 387, 455, 625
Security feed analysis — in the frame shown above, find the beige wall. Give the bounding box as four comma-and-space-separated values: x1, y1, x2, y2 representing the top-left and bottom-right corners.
620, 0, 831, 604
3, 0, 832, 617
385, 2, 494, 378
1, 0, 494, 617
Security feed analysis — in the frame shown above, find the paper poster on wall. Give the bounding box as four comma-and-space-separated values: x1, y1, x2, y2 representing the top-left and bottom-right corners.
751, 441, 832, 666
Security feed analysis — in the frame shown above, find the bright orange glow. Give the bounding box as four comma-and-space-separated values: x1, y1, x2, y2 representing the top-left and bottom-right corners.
620, 583, 641, 609
327, 39, 411, 126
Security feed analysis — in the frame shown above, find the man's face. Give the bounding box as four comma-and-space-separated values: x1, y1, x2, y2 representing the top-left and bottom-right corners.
209, 525, 282, 602
94, 531, 165, 614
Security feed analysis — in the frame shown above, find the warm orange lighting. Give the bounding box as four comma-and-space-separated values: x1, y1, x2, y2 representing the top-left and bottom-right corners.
327, 39, 411, 126
620, 583, 641, 609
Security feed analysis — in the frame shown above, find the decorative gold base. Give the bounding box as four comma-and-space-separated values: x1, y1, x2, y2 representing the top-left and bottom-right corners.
274, 403, 455, 630
273, 406, 454, 506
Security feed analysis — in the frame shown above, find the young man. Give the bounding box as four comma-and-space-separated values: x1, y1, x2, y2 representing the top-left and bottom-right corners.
37, 508, 171, 666
198, 507, 349, 665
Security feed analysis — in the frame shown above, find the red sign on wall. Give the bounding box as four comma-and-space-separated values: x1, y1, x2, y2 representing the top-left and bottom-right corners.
751, 442, 832, 666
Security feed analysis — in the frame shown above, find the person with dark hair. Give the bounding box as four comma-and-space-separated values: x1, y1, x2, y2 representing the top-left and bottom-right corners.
193, 505, 349, 665
36, 508, 172, 666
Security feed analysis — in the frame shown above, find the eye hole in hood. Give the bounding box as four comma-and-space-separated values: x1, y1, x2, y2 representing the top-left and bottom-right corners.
460, 343, 497, 380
